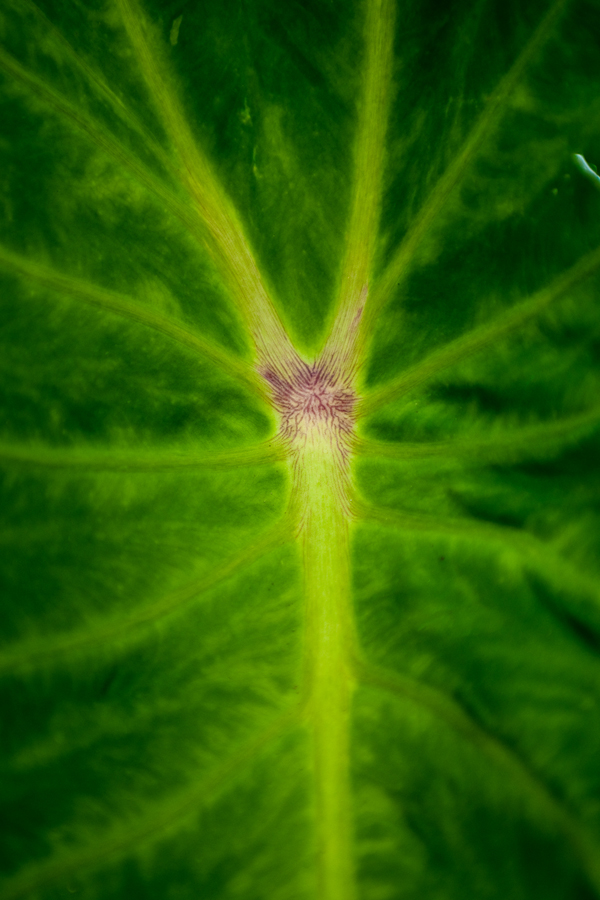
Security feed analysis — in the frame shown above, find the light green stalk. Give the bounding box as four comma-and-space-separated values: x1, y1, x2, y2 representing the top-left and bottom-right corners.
295, 431, 357, 900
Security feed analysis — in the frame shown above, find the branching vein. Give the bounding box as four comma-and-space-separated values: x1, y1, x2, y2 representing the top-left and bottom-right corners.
320, 0, 395, 379
0, 439, 284, 472
353, 500, 600, 606
0, 519, 293, 675
0, 243, 265, 396
14, 0, 176, 176
364, 0, 568, 328
354, 404, 600, 463
114, 0, 297, 377
359, 241, 600, 416
355, 659, 600, 896
0, 708, 300, 900
0, 44, 237, 272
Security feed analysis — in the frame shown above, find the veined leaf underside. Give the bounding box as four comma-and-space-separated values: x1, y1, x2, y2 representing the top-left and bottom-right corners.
1, 0, 600, 898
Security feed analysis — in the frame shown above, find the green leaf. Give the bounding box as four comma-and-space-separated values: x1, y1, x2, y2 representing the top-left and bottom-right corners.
1, 0, 600, 898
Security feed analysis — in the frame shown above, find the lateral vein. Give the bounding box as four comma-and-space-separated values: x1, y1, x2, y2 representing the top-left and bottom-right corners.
0, 45, 232, 264
14, 0, 176, 176
114, 0, 296, 376
0, 708, 300, 900
0, 243, 265, 396
320, 0, 395, 379
0, 439, 285, 472
355, 660, 600, 896
354, 404, 600, 463
353, 501, 600, 605
358, 241, 600, 416
366, 0, 568, 325
0, 519, 294, 675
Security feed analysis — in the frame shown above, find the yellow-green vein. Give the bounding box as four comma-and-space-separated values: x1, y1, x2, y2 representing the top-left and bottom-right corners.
320, 0, 395, 378
300, 443, 358, 900
0, 708, 301, 900
0, 518, 294, 675
14, 0, 176, 176
354, 404, 600, 463
358, 240, 600, 416
0, 243, 265, 397
0, 439, 285, 471
355, 660, 600, 896
0, 46, 233, 281
353, 501, 600, 606
114, 0, 297, 377
362, 0, 568, 332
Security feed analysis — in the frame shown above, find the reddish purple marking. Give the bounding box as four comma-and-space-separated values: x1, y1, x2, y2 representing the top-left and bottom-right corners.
260, 360, 356, 452
351, 305, 364, 329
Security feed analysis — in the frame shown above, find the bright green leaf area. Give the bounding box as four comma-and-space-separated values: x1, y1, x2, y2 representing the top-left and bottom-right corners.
1, 0, 600, 898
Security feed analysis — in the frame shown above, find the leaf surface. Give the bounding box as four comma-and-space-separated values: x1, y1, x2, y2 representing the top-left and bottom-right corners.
1, 0, 600, 898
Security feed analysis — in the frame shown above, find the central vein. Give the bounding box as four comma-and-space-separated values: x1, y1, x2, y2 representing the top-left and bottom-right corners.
265, 358, 358, 900
303, 442, 356, 900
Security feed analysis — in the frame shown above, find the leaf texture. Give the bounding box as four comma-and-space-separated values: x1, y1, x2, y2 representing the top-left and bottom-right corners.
1, 0, 600, 898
